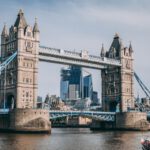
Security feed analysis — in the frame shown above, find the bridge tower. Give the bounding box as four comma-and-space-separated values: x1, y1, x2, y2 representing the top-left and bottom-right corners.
0, 10, 50, 133
0, 9, 39, 109
101, 34, 134, 112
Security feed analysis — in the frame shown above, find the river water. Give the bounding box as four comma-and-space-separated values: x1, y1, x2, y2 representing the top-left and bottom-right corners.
0, 128, 148, 150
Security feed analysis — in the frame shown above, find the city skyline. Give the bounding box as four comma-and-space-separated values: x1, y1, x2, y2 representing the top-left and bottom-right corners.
0, 0, 149, 98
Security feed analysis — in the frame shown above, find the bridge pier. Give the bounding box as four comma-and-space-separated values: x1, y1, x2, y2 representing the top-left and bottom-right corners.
90, 121, 115, 130
115, 112, 149, 131
90, 112, 149, 131
0, 109, 51, 133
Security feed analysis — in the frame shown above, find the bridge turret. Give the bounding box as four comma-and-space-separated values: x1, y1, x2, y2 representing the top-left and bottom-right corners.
15, 9, 27, 41
1, 24, 8, 45
129, 42, 133, 56
100, 44, 105, 58
1, 24, 8, 38
1, 24, 8, 57
33, 18, 40, 42
14, 9, 27, 29
107, 33, 122, 59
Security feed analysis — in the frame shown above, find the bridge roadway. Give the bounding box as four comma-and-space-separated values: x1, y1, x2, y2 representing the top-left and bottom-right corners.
39, 46, 121, 69
49, 110, 116, 122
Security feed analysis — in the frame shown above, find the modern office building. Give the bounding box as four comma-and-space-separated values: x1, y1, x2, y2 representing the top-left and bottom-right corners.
60, 66, 82, 101
83, 75, 93, 100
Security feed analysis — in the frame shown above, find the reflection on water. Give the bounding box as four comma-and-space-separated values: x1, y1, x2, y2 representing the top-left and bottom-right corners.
0, 128, 148, 150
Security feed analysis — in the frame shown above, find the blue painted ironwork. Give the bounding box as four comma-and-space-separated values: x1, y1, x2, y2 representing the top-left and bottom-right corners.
0, 52, 17, 74
49, 110, 115, 122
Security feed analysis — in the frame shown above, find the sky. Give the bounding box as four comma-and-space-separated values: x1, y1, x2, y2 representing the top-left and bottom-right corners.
0, 0, 150, 99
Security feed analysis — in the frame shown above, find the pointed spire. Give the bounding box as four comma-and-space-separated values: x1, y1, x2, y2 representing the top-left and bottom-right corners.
100, 43, 105, 57
1, 23, 8, 36
33, 18, 40, 32
114, 32, 119, 39
129, 41, 133, 52
19, 9, 23, 15
120, 39, 124, 50
14, 9, 27, 28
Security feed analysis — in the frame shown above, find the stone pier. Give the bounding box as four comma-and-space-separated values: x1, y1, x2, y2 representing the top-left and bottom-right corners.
115, 112, 149, 131
91, 112, 150, 131
0, 109, 51, 133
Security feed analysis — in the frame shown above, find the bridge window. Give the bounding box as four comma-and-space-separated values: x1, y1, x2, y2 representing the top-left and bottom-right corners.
26, 78, 29, 83
26, 92, 29, 97
27, 32, 31, 37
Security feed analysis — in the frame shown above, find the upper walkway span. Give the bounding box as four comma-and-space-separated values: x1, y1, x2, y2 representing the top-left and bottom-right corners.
39, 46, 121, 69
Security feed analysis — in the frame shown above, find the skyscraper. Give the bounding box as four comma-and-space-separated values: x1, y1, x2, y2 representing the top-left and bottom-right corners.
60, 68, 70, 100
83, 75, 93, 100
60, 66, 82, 101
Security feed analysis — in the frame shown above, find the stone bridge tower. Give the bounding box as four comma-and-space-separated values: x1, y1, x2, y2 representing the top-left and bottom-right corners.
101, 34, 134, 112
0, 9, 39, 109
0, 10, 50, 133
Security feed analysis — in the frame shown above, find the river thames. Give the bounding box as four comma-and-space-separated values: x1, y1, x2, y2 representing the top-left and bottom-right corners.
0, 128, 148, 150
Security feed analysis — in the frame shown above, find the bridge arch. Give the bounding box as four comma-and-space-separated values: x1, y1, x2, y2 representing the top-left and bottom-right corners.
6, 93, 15, 109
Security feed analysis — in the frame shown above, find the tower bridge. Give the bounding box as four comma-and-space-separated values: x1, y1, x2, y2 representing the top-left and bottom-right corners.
0, 9, 149, 133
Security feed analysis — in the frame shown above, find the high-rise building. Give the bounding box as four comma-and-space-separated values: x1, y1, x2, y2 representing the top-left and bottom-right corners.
60, 66, 82, 101
83, 75, 93, 100
60, 68, 70, 100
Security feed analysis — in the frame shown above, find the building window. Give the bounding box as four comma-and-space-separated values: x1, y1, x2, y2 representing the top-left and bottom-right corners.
26, 78, 29, 83
27, 42, 31, 48
26, 92, 29, 97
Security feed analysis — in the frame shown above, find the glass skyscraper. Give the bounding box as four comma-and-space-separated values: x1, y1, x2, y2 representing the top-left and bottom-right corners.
83, 75, 93, 100
60, 66, 82, 101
